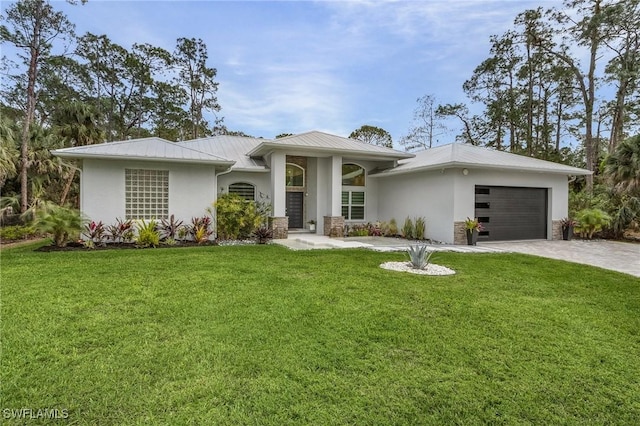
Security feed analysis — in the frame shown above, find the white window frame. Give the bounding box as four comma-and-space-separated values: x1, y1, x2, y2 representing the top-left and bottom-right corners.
342, 190, 365, 221
286, 163, 305, 187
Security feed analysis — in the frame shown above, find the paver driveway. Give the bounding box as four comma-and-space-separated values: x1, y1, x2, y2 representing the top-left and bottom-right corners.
481, 240, 640, 278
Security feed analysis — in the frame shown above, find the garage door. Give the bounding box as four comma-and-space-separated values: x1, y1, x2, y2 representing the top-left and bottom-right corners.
474, 186, 547, 241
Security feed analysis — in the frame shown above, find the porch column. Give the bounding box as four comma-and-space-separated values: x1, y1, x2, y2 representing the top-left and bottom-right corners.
269, 152, 288, 239
270, 152, 286, 216
323, 155, 345, 237
329, 155, 342, 216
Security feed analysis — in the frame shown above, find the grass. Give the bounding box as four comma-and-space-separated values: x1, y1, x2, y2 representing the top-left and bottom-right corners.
1, 242, 639, 425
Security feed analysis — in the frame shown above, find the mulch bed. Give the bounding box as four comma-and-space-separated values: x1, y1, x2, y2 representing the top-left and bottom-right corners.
35, 241, 219, 252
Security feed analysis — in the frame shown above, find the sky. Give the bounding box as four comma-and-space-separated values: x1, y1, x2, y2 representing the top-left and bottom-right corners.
5, 0, 563, 146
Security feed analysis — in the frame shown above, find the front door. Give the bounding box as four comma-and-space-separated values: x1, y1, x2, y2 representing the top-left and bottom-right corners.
286, 192, 304, 228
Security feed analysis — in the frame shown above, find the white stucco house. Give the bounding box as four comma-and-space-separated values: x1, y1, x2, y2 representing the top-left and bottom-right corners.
52, 131, 590, 244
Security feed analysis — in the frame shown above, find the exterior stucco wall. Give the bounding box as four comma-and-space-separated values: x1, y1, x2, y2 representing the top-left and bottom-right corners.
218, 171, 271, 201
451, 168, 569, 240
376, 170, 455, 243
81, 159, 217, 226
375, 167, 569, 243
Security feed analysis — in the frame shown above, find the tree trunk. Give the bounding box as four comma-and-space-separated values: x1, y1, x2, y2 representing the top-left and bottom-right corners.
20, 27, 41, 213
60, 168, 76, 206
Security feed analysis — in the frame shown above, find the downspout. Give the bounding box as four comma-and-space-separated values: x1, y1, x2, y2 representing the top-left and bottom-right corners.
213, 166, 234, 239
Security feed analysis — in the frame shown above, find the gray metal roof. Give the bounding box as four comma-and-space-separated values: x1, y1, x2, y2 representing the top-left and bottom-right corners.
181, 136, 267, 171
247, 131, 414, 160
52, 137, 234, 166
371, 143, 591, 176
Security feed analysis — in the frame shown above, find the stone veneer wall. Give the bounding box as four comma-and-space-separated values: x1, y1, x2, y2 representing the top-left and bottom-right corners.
324, 216, 345, 237
551, 220, 562, 240
453, 221, 467, 245
269, 216, 288, 239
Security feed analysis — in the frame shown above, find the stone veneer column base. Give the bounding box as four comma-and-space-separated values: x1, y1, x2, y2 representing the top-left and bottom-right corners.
324, 216, 345, 237
551, 220, 562, 240
269, 216, 289, 239
453, 221, 467, 245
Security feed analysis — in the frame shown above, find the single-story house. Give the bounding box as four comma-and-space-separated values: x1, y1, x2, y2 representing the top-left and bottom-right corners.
52, 130, 590, 244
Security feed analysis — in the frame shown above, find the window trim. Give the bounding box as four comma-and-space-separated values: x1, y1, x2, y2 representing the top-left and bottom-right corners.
342, 190, 366, 221
286, 163, 305, 187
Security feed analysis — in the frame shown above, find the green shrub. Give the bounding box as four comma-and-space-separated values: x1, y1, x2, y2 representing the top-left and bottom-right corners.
136, 220, 160, 248
576, 208, 612, 239
0, 225, 36, 241
214, 194, 262, 240
402, 216, 414, 239
414, 217, 426, 240
32, 202, 85, 247
388, 218, 398, 236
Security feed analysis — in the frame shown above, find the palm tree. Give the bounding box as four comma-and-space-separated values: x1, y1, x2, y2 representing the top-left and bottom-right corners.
0, 118, 18, 190
604, 134, 640, 195
52, 102, 105, 204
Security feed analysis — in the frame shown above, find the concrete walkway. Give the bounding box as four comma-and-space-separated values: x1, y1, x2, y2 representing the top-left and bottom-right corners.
480, 239, 640, 278
274, 234, 640, 278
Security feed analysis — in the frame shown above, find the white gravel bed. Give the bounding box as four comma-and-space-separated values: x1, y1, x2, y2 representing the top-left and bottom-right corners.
380, 261, 456, 276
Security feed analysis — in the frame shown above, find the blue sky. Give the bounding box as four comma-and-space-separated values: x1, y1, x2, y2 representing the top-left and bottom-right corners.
11, 0, 562, 146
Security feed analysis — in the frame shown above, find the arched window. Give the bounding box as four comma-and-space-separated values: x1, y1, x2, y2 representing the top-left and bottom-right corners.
342, 163, 366, 186
342, 163, 366, 220
228, 182, 255, 201
286, 163, 305, 187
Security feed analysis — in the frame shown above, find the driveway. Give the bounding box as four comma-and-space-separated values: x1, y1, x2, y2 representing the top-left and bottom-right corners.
480, 240, 640, 278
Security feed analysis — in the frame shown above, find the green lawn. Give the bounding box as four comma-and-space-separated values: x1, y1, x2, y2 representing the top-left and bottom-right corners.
1, 243, 639, 425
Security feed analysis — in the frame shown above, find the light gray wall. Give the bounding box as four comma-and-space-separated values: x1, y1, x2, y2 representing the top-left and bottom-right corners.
218, 171, 270, 201
376, 167, 570, 243
376, 169, 455, 243
81, 159, 217, 226
451, 167, 569, 239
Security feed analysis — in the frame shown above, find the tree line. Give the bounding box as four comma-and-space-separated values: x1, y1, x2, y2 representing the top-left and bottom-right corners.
1, 0, 224, 212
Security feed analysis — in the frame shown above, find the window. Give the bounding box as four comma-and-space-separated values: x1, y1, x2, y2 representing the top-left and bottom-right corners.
228, 182, 255, 201
125, 169, 169, 220
342, 191, 365, 220
286, 163, 305, 186
342, 163, 365, 186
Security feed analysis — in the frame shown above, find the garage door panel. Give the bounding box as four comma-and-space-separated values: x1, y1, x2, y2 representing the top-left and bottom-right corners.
475, 186, 547, 241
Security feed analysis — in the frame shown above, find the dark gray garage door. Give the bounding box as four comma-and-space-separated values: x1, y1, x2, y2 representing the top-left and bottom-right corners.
474, 186, 547, 241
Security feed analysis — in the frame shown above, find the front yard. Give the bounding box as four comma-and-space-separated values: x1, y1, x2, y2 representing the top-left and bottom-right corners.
1, 243, 639, 424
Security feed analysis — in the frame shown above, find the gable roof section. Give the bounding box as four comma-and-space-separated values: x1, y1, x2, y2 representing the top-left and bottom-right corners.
371, 143, 591, 177
180, 136, 267, 171
52, 137, 235, 166
247, 131, 414, 160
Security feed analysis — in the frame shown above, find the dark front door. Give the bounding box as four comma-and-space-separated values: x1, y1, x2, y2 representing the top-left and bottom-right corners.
286, 192, 304, 228
475, 185, 547, 241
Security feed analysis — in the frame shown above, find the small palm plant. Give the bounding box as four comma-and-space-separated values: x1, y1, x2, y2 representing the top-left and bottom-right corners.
406, 244, 434, 270
33, 202, 85, 247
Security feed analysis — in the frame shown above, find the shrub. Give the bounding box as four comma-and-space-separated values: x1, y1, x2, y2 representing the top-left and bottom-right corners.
414, 217, 426, 240
347, 224, 369, 237
106, 218, 133, 243
367, 222, 383, 236
83, 220, 105, 244
406, 244, 434, 270
136, 220, 160, 248
576, 208, 612, 239
191, 216, 213, 244
402, 216, 414, 239
160, 214, 183, 240
214, 193, 262, 240
388, 218, 398, 236
253, 225, 273, 244
32, 202, 85, 248
0, 225, 36, 241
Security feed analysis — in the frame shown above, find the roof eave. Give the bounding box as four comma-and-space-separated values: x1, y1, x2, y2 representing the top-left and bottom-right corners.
52, 150, 236, 167
370, 162, 592, 177
247, 142, 414, 160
